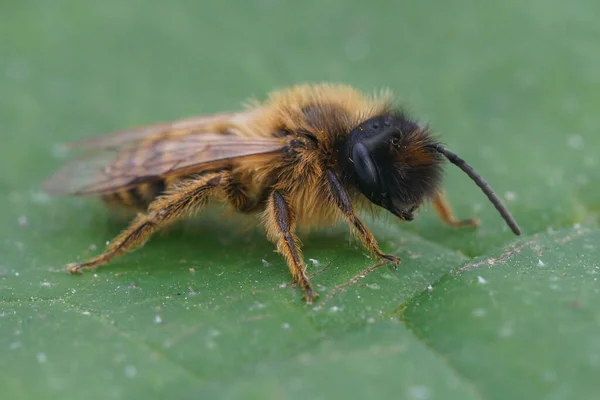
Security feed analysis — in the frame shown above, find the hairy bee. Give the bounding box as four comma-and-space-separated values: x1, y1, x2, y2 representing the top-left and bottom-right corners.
44, 83, 520, 303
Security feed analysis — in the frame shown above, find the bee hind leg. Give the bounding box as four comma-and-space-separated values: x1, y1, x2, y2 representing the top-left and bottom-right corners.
68, 172, 227, 274
432, 191, 479, 228
263, 190, 316, 304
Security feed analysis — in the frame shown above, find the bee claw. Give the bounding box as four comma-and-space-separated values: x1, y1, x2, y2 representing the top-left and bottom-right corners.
380, 254, 401, 269
466, 218, 480, 227
67, 263, 85, 274
304, 288, 318, 305
452, 218, 479, 228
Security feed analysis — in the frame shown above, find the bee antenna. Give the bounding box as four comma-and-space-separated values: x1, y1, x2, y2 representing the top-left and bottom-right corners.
430, 144, 521, 236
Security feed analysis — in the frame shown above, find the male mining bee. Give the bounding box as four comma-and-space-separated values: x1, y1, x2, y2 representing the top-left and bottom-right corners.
44, 83, 521, 303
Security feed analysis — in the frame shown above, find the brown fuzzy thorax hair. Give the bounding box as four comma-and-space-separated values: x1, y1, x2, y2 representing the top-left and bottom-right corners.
234, 84, 445, 225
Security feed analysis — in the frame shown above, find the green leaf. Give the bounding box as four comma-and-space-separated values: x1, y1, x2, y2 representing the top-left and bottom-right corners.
1, 0, 598, 399
404, 227, 600, 400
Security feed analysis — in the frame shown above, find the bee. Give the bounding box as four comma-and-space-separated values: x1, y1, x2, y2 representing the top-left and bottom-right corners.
44, 83, 521, 303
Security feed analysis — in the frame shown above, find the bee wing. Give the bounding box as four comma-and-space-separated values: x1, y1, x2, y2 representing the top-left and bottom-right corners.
44, 112, 284, 196
67, 112, 244, 150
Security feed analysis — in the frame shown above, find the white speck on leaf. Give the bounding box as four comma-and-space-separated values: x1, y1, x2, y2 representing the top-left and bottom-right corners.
282, 323, 291, 329
427, 284, 433, 291
504, 191, 516, 201
51, 143, 69, 159
17, 216, 28, 227
205, 329, 220, 349
498, 323, 513, 338
124, 365, 137, 378
366, 283, 380, 290
93, 274, 98, 278
88, 244, 97, 251
41, 281, 52, 287
154, 315, 163, 324
408, 385, 431, 400
30, 190, 51, 204
477, 276, 488, 284
279, 282, 287, 289
249, 302, 266, 311
14, 272, 19, 277
206, 340, 216, 349
472, 308, 487, 317
329, 306, 341, 313
82, 311, 90, 316
37, 352, 47, 363
538, 259, 545, 266
367, 317, 375, 323
309, 258, 319, 266
208, 328, 221, 338
261, 259, 272, 267
567, 134, 584, 149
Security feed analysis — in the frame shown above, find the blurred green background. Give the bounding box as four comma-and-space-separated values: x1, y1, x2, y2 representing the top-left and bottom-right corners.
1, 0, 599, 399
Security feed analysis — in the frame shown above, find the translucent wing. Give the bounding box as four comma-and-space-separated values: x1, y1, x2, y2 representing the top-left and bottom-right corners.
67, 112, 239, 150
43, 112, 285, 196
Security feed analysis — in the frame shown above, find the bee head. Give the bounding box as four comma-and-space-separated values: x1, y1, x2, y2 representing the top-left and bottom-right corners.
342, 113, 443, 221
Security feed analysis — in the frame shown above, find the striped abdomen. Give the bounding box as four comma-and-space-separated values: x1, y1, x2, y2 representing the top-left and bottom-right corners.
102, 180, 168, 210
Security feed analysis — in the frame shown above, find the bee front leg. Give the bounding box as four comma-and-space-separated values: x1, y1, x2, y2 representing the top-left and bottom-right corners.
325, 170, 401, 268
263, 191, 316, 304
432, 191, 479, 228
68, 173, 226, 273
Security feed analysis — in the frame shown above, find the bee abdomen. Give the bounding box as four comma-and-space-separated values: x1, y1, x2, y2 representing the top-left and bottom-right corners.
102, 180, 168, 210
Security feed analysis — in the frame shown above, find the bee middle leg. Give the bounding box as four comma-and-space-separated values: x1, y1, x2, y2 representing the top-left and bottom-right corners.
263, 190, 315, 304
68, 173, 226, 273
432, 191, 479, 228
325, 170, 400, 267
